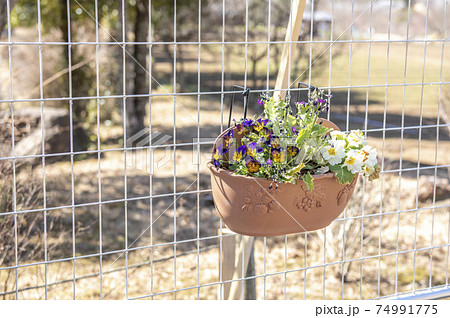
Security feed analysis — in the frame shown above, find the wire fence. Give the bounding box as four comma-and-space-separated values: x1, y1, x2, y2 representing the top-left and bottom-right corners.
0, 0, 450, 300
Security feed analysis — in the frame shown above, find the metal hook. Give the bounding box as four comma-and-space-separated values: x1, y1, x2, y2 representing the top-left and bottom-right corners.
228, 85, 251, 128
296, 82, 317, 104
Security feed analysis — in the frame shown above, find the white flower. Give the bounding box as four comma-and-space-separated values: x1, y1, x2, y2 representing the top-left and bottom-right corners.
348, 130, 367, 148
320, 142, 346, 166
315, 166, 330, 174
330, 130, 345, 141
343, 150, 364, 174
362, 164, 374, 177
359, 145, 377, 167
331, 139, 346, 149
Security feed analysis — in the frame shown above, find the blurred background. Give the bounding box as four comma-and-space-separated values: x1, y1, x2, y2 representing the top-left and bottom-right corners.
1, 0, 450, 299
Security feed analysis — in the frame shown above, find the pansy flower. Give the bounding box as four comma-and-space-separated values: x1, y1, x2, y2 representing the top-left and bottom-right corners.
259, 127, 271, 139
256, 136, 267, 148
223, 129, 233, 147
271, 148, 286, 163
253, 118, 269, 133
242, 118, 253, 128
287, 146, 299, 157
235, 123, 244, 135
233, 145, 247, 162
245, 157, 261, 173
213, 144, 228, 170
270, 136, 281, 148
246, 142, 263, 157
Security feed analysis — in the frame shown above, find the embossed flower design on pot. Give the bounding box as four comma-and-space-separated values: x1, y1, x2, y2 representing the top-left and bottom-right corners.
242, 185, 274, 216
337, 181, 356, 206
295, 184, 327, 212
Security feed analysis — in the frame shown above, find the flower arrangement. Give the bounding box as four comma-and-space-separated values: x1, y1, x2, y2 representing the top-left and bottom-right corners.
213, 87, 380, 191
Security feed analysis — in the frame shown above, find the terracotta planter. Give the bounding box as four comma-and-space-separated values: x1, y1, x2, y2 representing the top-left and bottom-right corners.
208, 119, 357, 237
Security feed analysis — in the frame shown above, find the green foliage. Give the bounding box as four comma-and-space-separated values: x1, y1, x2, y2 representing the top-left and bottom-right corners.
11, 0, 119, 35
329, 164, 355, 184
301, 172, 314, 191
214, 88, 334, 190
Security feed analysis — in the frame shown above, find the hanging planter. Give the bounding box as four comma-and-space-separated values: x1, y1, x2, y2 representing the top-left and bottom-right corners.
208, 84, 380, 237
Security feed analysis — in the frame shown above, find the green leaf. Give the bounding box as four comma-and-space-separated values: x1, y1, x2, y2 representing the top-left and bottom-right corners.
329, 165, 355, 184
313, 125, 330, 137
273, 124, 281, 136
286, 114, 297, 128
286, 163, 305, 176
302, 172, 314, 191
295, 128, 308, 145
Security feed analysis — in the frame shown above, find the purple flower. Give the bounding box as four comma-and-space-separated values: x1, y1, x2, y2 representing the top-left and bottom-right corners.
213, 144, 228, 170
253, 118, 269, 133
233, 145, 247, 161
246, 142, 257, 157
242, 118, 253, 127
267, 159, 273, 165
213, 159, 220, 170
318, 99, 325, 104
213, 144, 228, 160
257, 99, 264, 106
223, 129, 233, 147
292, 127, 296, 133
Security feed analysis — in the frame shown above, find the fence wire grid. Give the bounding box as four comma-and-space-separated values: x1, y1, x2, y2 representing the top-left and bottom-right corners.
0, 0, 450, 300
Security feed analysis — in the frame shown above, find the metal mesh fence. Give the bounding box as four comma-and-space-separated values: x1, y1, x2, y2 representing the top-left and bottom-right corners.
0, 0, 449, 299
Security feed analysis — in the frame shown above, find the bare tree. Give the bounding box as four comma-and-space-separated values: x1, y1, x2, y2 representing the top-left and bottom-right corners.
127, 0, 149, 137
0, 0, 17, 36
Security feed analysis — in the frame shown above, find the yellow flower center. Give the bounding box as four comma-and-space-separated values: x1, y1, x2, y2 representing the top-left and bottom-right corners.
346, 157, 355, 165
254, 123, 263, 132
328, 148, 336, 156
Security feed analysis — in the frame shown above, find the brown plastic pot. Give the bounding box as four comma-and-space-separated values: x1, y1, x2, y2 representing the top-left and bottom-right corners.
208, 119, 357, 237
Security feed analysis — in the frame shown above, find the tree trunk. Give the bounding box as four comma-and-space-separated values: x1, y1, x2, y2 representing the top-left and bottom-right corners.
0, 0, 17, 37
127, 0, 149, 139
59, 0, 69, 96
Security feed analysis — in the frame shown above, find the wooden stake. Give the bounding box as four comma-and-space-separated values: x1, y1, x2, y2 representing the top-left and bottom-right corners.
228, 235, 255, 300
274, 0, 307, 100
219, 228, 256, 300
219, 228, 236, 299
